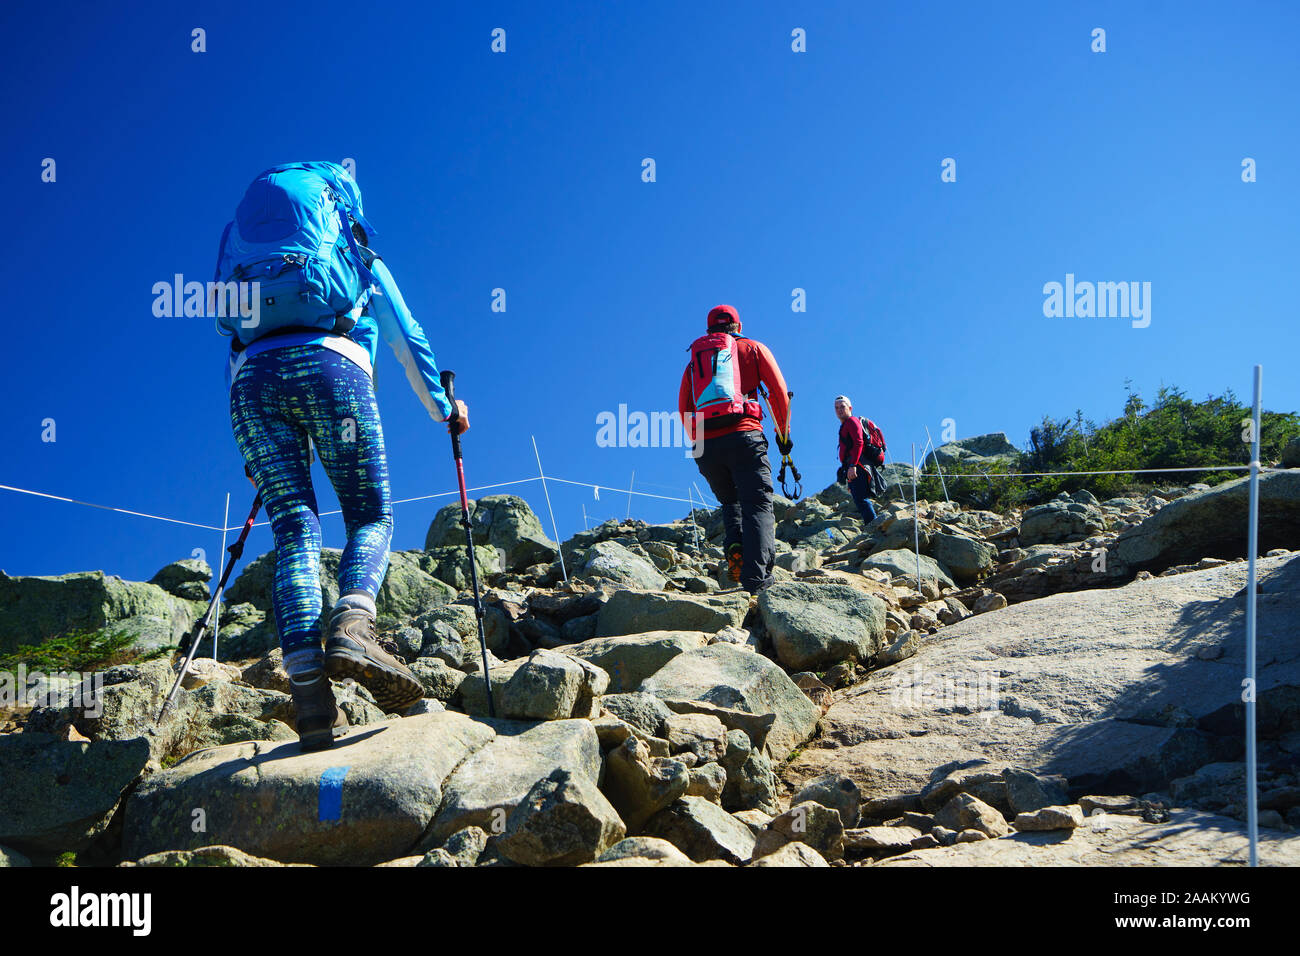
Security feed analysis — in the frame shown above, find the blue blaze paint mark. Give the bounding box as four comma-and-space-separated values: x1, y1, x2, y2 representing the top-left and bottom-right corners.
319, 766, 351, 822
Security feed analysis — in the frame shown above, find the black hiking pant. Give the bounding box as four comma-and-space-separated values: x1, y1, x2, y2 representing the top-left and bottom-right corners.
695, 429, 775, 593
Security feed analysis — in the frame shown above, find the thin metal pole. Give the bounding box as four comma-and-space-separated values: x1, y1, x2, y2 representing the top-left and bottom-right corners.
925, 426, 950, 504
686, 485, 701, 554
627, 471, 635, 519
212, 492, 231, 661
1246, 365, 1262, 866
911, 443, 921, 590
530, 435, 568, 583
582, 502, 589, 530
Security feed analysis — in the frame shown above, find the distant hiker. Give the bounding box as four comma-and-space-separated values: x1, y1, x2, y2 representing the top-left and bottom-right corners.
835, 395, 886, 524
214, 162, 468, 751
679, 304, 791, 593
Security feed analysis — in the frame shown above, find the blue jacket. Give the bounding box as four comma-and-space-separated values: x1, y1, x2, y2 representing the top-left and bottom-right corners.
226, 256, 453, 421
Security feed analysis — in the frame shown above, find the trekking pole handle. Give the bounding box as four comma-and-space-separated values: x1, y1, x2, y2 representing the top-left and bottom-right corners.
441, 370, 464, 460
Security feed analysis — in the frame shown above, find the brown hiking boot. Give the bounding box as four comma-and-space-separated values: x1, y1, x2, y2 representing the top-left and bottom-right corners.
288, 672, 348, 751
324, 608, 424, 713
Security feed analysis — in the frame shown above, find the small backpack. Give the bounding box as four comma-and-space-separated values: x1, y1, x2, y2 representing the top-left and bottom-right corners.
212, 162, 378, 348
858, 417, 887, 467
687, 332, 761, 433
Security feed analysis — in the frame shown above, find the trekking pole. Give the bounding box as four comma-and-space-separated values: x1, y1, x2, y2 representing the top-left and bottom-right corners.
441, 370, 495, 718
760, 387, 802, 499
156, 492, 262, 723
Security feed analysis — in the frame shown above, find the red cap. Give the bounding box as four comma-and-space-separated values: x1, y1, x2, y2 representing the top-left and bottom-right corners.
707, 304, 740, 330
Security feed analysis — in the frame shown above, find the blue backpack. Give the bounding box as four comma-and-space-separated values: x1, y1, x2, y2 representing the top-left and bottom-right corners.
213, 162, 378, 348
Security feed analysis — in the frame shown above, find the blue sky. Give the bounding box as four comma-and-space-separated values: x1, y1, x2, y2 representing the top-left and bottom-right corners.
2, 0, 1296, 581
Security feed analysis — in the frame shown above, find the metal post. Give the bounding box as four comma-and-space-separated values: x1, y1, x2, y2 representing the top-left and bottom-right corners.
925, 426, 950, 504
627, 471, 635, 520
530, 435, 568, 583
1246, 365, 1262, 866
911, 443, 921, 590
211, 492, 231, 661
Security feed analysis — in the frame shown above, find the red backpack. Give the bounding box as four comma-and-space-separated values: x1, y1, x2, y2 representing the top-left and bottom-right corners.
688, 332, 761, 433
858, 417, 886, 467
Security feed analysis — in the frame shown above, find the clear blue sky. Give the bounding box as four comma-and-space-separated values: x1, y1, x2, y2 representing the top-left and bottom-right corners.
2, 0, 1296, 581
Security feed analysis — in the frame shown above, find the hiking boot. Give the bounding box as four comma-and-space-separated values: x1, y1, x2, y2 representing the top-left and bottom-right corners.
324, 608, 424, 713
289, 672, 347, 751
726, 544, 743, 584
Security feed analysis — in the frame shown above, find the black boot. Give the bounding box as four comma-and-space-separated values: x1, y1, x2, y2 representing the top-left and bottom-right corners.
289, 671, 347, 751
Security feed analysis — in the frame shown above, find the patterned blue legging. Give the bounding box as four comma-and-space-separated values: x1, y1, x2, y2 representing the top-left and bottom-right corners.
230, 344, 393, 666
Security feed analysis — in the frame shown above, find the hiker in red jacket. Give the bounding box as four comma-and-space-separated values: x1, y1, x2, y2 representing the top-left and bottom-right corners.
835, 395, 882, 524
679, 305, 791, 593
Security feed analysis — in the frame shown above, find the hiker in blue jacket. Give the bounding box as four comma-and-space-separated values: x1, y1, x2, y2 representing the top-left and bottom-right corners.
217, 162, 467, 750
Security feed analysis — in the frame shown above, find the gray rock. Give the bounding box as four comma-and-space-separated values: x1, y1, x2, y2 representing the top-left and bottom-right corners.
428, 718, 601, 844
664, 712, 729, 763
149, 558, 213, 601
599, 692, 674, 739
1019, 500, 1105, 546
0, 569, 205, 656
686, 763, 727, 803
782, 556, 1300, 808
720, 730, 779, 814
1115, 472, 1300, 571
561, 631, 710, 693
659, 698, 775, 751
497, 769, 626, 866
578, 541, 668, 591
748, 842, 830, 867
408, 658, 466, 702
425, 494, 557, 571
597, 590, 749, 638
600, 737, 690, 831
639, 643, 821, 762
595, 836, 692, 865
928, 533, 998, 584
934, 794, 1011, 838
1003, 767, 1070, 815
497, 649, 608, 721
758, 580, 888, 671
643, 796, 757, 864
0, 733, 151, 854
859, 549, 956, 590
1014, 805, 1085, 831
122, 712, 494, 866
758, 800, 845, 860
419, 545, 503, 591
0, 845, 31, 867
418, 620, 466, 668
792, 773, 862, 828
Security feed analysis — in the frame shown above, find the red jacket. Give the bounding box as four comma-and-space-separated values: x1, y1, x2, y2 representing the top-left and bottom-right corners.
679, 337, 791, 440
838, 416, 866, 466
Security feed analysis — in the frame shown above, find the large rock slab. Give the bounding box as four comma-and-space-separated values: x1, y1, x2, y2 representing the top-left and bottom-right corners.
878, 808, 1300, 866
783, 554, 1300, 802
597, 590, 749, 638
577, 541, 667, 591
122, 712, 494, 866
757, 581, 887, 670
428, 718, 602, 843
1115, 472, 1300, 572
562, 631, 711, 693
0, 570, 204, 654
859, 549, 956, 589
425, 494, 557, 572
0, 734, 150, 855
638, 644, 821, 762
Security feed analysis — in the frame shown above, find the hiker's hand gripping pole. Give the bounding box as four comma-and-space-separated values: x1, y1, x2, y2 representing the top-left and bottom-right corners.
760, 387, 802, 500
441, 370, 495, 718
156, 493, 262, 724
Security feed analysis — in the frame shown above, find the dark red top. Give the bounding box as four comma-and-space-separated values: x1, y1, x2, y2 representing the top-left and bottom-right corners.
838, 416, 866, 466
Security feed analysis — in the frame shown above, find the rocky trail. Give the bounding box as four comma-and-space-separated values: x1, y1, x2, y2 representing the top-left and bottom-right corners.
2, 435, 1298, 868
